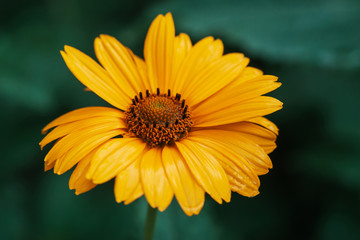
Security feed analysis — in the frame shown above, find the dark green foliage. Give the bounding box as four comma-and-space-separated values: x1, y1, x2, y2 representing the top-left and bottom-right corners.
1, 0, 359, 239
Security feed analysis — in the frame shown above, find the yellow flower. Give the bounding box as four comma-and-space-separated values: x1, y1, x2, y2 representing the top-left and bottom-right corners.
40, 13, 282, 216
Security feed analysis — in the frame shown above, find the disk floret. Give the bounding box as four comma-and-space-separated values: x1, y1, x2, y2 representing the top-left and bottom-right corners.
125, 88, 193, 147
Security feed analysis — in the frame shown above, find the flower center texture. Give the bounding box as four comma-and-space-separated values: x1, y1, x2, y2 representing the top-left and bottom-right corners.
125, 88, 193, 147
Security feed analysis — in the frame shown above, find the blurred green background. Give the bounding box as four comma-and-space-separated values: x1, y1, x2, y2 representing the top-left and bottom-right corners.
1, 0, 360, 239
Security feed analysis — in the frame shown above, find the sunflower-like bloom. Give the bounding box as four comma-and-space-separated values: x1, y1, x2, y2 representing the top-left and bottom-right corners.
40, 13, 282, 216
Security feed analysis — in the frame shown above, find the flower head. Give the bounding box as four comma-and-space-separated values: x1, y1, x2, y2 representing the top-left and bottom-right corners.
40, 13, 282, 216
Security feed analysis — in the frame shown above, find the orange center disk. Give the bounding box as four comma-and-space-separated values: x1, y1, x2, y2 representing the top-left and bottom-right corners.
125, 89, 193, 147
137, 95, 181, 125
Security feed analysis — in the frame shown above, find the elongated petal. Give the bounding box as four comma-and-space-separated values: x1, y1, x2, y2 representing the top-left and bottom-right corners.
69, 149, 98, 195
55, 129, 123, 175
182, 53, 248, 106
132, 52, 149, 90
124, 184, 144, 205
193, 75, 281, 116
45, 122, 123, 168
187, 133, 260, 196
194, 121, 278, 154
40, 116, 126, 149
193, 96, 283, 127
114, 159, 141, 203
52, 131, 122, 175
61, 46, 130, 109
44, 160, 55, 172
41, 107, 125, 134
87, 138, 147, 184
190, 130, 272, 175
94, 35, 147, 96
144, 13, 175, 92
222, 66, 264, 90
162, 146, 204, 216
176, 140, 231, 203
169, 33, 192, 93
248, 117, 279, 135
173, 37, 223, 95
140, 148, 173, 211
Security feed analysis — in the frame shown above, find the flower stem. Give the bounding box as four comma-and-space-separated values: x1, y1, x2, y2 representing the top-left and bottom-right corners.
144, 205, 157, 240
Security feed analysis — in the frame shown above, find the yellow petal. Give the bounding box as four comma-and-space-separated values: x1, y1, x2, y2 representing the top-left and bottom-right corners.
193, 96, 283, 127
55, 129, 123, 175
176, 140, 231, 203
173, 36, 224, 95
248, 117, 279, 135
144, 13, 175, 92
44, 121, 123, 167
131, 52, 150, 90
195, 121, 278, 154
41, 106, 125, 134
223, 66, 264, 89
69, 148, 98, 195
124, 183, 144, 205
61, 46, 130, 109
190, 130, 272, 175
162, 146, 204, 216
193, 75, 281, 116
182, 53, 248, 106
87, 138, 146, 184
40, 116, 126, 149
94, 35, 147, 97
169, 33, 192, 93
187, 134, 260, 196
44, 160, 55, 172
140, 148, 173, 211
114, 159, 141, 203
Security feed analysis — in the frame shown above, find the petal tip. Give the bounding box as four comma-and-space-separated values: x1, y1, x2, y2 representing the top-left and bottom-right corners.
99, 34, 113, 41
60, 50, 67, 58
63, 45, 73, 52
164, 12, 174, 22
94, 36, 101, 45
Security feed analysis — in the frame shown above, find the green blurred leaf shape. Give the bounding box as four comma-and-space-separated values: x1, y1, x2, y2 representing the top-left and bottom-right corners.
147, 0, 360, 68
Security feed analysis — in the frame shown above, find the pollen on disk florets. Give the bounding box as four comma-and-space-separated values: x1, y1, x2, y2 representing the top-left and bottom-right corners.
125, 88, 193, 147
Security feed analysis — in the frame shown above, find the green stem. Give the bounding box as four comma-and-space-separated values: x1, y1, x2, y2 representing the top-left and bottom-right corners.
144, 205, 157, 240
